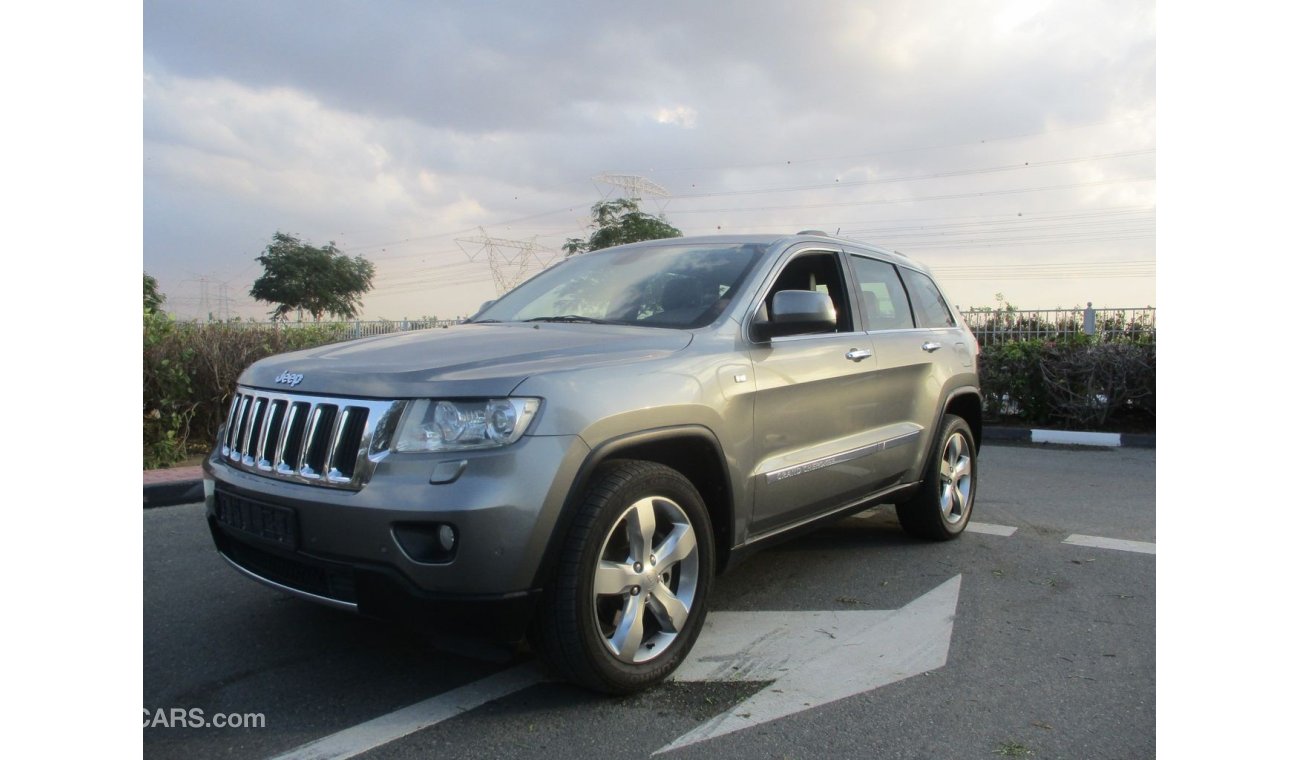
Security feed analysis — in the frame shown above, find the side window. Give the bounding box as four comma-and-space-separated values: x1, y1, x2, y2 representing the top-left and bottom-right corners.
899, 268, 956, 328
761, 251, 854, 334
850, 256, 915, 331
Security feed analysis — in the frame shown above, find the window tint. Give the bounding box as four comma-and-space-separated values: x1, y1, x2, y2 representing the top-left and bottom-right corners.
899, 268, 956, 328
850, 256, 915, 331
761, 251, 854, 334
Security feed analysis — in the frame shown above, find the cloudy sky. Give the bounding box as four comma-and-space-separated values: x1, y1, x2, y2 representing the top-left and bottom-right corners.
143, 0, 1155, 321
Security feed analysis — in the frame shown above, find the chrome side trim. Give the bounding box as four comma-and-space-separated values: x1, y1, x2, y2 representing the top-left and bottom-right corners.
763, 430, 922, 485
770, 330, 868, 344
218, 552, 358, 613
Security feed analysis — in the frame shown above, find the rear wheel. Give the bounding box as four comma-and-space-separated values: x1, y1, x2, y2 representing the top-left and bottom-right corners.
897, 414, 977, 540
532, 460, 714, 693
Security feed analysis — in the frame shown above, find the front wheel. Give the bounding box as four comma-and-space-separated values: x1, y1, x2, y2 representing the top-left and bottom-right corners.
896, 415, 977, 540
532, 460, 714, 693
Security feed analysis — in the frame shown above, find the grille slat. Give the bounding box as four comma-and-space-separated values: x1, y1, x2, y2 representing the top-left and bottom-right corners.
325, 407, 370, 482
299, 404, 325, 478
277, 402, 308, 475
231, 396, 252, 459
323, 407, 349, 481
257, 400, 286, 470
222, 395, 241, 456
220, 387, 398, 491
242, 398, 267, 466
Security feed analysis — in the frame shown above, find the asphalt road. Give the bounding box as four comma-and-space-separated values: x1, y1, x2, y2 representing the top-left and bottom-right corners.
144, 443, 1155, 760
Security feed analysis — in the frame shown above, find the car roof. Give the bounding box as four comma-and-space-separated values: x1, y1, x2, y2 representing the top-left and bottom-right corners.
609, 233, 924, 273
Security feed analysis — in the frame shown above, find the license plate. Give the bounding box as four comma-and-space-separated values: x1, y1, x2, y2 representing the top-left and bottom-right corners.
215, 492, 299, 549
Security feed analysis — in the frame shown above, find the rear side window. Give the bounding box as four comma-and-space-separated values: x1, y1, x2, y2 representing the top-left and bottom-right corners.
899, 268, 956, 328
850, 256, 915, 331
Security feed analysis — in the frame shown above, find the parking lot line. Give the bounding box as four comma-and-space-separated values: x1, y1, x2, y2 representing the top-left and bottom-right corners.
965, 522, 1018, 536
269, 664, 546, 760
1062, 534, 1156, 555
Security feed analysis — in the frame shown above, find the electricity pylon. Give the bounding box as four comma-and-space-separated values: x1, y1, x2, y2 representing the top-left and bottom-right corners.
455, 228, 557, 295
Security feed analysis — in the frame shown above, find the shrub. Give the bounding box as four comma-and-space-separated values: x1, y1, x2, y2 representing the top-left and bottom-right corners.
143, 310, 196, 468
978, 339, 1050, 421
1039, 342, 1156, 427
978, 338, 1156, 429
143, 320, 351, 467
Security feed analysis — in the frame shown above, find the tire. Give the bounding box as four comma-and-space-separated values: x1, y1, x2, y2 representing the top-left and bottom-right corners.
531, 459, 714, 694
896, 414, 977, 541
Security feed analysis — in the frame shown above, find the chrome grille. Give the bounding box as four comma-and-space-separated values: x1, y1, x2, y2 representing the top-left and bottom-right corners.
220, 387, 404, 490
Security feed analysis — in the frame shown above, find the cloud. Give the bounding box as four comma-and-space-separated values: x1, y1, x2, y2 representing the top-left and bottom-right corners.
654, 106, 698, 129
144, 0, 1156, 318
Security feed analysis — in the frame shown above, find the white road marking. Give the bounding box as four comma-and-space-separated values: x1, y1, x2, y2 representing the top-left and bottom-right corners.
655, 575, 962, 754
1030, 429, 1122, 447
851, 511, 1016, 538
1063, 534, 1156, 555
269, 664, 546, 760
268, 578, 964, 758
966, 521, 1018, 536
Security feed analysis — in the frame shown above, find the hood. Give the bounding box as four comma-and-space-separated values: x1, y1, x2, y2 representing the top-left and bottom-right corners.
239, 322, 694, 399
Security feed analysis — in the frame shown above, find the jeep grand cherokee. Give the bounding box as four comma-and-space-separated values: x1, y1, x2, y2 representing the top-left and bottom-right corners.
204, 232, 981, 693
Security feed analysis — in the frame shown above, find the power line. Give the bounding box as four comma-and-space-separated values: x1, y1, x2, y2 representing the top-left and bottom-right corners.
642, 117, 1141, 174
898, 232, 1155, 252
671, 149, 1154, 200
666, 176, 1156, 215
930, 260, 1155, 279
340, 134, 1153, 257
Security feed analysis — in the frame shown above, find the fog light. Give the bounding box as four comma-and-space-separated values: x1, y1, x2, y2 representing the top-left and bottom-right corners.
438, 524, 457, 553
392, 522, 459, 564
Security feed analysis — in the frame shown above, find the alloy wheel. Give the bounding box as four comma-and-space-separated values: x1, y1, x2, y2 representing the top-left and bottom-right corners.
938, 432, 973, 524
591, 496, 700, 664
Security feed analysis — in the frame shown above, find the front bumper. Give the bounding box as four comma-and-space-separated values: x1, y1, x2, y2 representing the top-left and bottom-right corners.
208, 519, 542, 641
203, 432, 590, 638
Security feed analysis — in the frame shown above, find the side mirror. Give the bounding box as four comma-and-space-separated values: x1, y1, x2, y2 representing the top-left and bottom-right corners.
752, 290, 837, 340
470, 299, 496, 320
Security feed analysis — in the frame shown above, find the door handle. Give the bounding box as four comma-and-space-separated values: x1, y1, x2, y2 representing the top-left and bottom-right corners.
845, 348, 873, 362
921, 342, 942, 353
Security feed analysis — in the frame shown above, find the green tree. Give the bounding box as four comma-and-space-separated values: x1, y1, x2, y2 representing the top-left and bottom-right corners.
562, 198, 682, 256
144, 273, 165, 314
249, 232, 376, 320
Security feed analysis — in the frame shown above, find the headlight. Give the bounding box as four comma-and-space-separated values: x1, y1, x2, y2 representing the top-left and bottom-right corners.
393, 398, 541, 453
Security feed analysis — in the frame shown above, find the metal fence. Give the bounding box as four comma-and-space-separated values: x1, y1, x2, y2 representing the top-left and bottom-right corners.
959, 305, 1155, 345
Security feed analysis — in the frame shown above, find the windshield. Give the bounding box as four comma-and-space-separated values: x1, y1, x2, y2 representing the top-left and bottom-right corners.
472, 242, 766, 329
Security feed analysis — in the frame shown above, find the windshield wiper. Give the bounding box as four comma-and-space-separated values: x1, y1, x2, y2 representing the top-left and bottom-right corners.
522, 315, 613, 324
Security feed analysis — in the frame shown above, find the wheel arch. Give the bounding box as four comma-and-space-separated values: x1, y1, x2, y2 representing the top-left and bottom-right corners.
530, 425, 736, 589
944, 388, 983, 452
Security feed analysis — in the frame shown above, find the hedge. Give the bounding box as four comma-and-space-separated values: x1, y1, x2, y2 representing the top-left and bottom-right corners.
143, 319, 1156, 468
978, 338, 1155, 429
143, 314, 352, 468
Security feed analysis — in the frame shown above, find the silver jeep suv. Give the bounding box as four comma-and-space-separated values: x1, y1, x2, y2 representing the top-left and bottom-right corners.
204, 232, 981, 693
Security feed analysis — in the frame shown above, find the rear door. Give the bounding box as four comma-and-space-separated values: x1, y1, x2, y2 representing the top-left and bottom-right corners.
846, 254, 939, 480
897, 265, 974, 378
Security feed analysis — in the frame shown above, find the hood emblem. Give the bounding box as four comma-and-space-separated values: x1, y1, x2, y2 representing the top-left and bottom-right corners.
274, 371, 304, 387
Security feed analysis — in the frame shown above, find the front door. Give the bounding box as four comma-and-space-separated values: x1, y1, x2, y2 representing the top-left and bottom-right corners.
749, 249, 899, 535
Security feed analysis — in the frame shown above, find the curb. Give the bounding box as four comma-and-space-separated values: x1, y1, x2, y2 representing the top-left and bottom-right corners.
984, 426, 1154, 448
144, 480, 206, 509
143, 465, 205, 509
